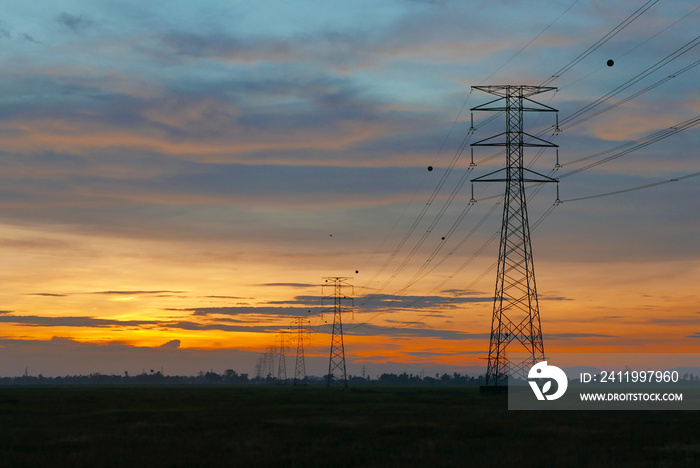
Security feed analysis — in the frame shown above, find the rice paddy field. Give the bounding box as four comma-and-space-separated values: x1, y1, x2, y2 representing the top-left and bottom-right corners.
0, 385, 698, 467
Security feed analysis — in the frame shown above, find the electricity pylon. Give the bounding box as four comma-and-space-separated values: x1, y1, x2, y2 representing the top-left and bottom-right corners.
470, 85, 559, 386
263, 345, 275, 378
292, 317, 310, 384
323, 277, 354, 387
255, 355, 263, 379
277, 332, 287, 381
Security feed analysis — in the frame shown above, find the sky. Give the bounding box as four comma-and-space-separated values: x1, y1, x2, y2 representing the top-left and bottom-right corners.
0, 0, 698, 378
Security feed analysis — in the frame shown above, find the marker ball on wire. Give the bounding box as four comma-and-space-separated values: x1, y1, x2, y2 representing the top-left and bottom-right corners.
606, 59, 614, 67
427, 166, 433, 171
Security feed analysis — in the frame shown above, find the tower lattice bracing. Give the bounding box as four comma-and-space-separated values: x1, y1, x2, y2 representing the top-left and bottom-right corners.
262, 345, 275, 378
323, 277, 353, 387
470, 85, 558, 386
292, 317, 309, 384
277, 332, 287, 381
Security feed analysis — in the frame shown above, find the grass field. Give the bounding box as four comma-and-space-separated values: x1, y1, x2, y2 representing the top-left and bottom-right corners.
0, 385, 698, 467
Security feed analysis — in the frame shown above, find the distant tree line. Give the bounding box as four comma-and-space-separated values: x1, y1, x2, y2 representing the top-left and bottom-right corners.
3, 370, 698, 386
0, 370, 487, 386
0, 369, 249, 386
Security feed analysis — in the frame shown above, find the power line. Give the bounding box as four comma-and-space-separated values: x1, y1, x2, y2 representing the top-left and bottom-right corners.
356, 92, 475, 281
540, 0, 659, 86
357, 0, 586, 301
559, 116, 700, 178
347, 200, 561, 335
558, 4, 700, 91
479, 0, 582, 84
364, 110, 557, 309
356, 1, 689, 329
358, 127, 475, 294
364, 166, 476, 301
560, 171, 700, 203
345, 199, 502, 330
560, 35, 700, 128
562, 58, 700, 131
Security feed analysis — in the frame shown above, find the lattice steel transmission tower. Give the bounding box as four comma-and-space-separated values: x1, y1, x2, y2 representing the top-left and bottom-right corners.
470, 85, 559, 386
323, 277, 354, 387
263, 345, 276, 378
276, 332, 288, 381
255, 355, 263, 379
292, 316, 310, 384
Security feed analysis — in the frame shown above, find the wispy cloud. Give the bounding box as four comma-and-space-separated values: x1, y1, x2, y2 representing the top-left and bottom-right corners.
343, 323, 489, 340
21, 33, 41, 44
57, 13, 95, 33
188, 307, 321, 318
91, 290, 186, 296
265, 293, 492, 311
0, 315, 158, 328
544, 333, 618, 340
256, 283, 318, 288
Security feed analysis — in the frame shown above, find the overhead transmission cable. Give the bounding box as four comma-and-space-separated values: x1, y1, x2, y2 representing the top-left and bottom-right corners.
469, 115, 700, 204
357, 90, 475, 284
540, 0, 659, 86
560, 35, 700, 128
559, 116, 700, 178
478, 37, 700, 184
385, 171, 477, 296
356, 0, 673, 323
448, 199, 559, 302
558, 3, 700, 91
359, 111, 512, 305
479, 0, 582, 84
349, 198, 561, 333
357, 1, 591, 300
560, 171, 700, 203
353, 197, 502, 324
418, 55, 697, 309
359, 2, 641, 310
483, 37, 700, 172
358, 0, 592, 303
359, 143, 475, 305
358, 117, 472, 289
564, 58, 700, 130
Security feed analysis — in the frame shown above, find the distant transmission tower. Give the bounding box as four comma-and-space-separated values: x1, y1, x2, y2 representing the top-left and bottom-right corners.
323, 277, 354, 387
263, 345, 276, 378
470, 85, 559, 386
255, 355, 263, 379
277, 332, 288, 381
292, 317, 310, 384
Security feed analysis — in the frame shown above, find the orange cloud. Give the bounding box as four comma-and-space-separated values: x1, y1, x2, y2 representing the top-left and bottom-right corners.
0, 117, 401, 165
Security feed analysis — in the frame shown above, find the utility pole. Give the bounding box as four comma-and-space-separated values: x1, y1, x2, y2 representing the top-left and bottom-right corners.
292, 317, 310, 384
470, 85, 559, 387
323, 277, 354, 387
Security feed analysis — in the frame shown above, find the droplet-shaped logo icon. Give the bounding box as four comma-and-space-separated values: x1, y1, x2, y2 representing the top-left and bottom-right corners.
528, 361, 568, 401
